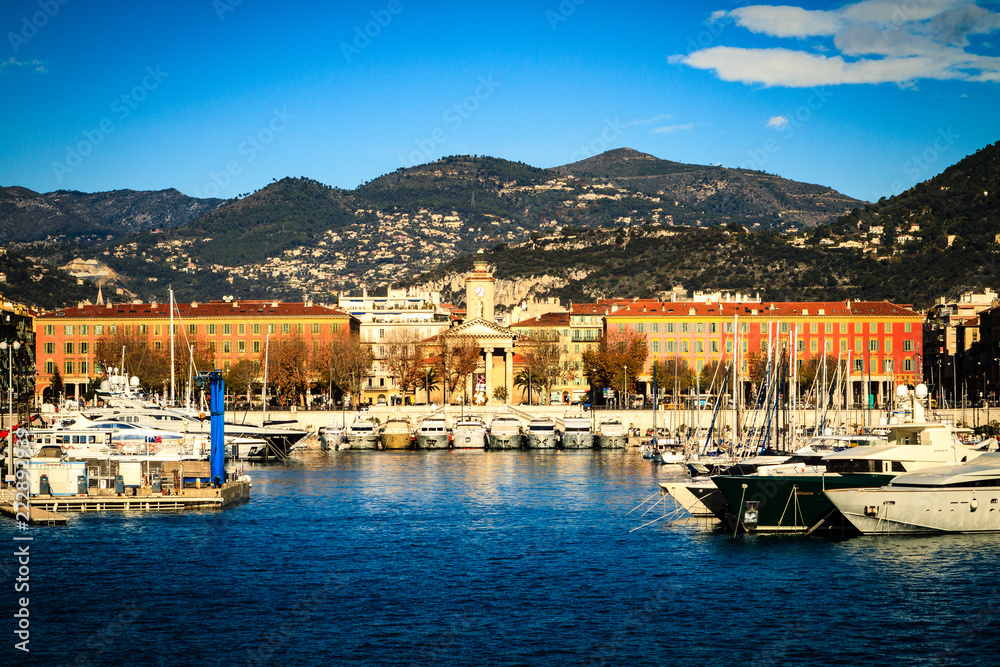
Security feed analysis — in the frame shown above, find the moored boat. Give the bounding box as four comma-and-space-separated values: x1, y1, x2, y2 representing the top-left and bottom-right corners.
415, 415, 451, 450
345, 416, 380, 450
319, 424, 346, 451
452, 416, 487, 449
595, 417, 627, 449
380, 415, 414, 450
525, 417, 559, 449
486, 414, 522, 450
561, 412, 593, 449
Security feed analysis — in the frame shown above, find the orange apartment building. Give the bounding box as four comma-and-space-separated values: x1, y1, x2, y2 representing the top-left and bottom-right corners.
34, 300, 357, 402
605, 299, 924, 407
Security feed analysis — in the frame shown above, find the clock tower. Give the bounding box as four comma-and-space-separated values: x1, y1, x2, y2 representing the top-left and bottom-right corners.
465, 255, 495, 321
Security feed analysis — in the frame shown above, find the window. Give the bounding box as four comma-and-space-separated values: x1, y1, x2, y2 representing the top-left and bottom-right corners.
798, 340, 805, 352
841, 340, 848, 352
65, 325, 74, 336
188, 324, 198, 335
885, 340, 892, 353
80, 325, 88, 335
709, 322, 717, 333
695, 341, 704, 353
574, 344, 579, 353
224, 324, 232, 335
724, 322, 733, 334
64, 342, 74, 354
45, 361, 56, 374
666, 341, 675, 353
696, 360, 704, 372
378, 328, 385, 339
871, 358, 879, 373
870, 322, 877, 334
903, 358, 912, 372
79, 361, 88, 375
840, 322, 847, 334
80, 342, 89, 354
711, 340, 719, 353
811, 323, 818, 333
296, 323, 304, 334
761, 323, 768, 333
154, 342, 162, 351
223, 341, 231, 354
742, 340, 748, 353
779, 322, 790, 333
618, 323, 625, 333
636, 323, 645, 333
825, 340, 832, 353
209, 342, 217, 352
239, 324, 245, 335
854, 359, 864, 372
331, 323, 341, 334
825, 322, 832, 334
64, 361, 74, 375
905, 322, 912, 333
253, 341, 261, 353
903, 339, 914, 352
253, 323, 261, 335
666, 323, 675, 333
238, 341, 246, 353
44, 342, 55, 354
855, 322, 862, 334
885, 322, 892, 333
44, 325, 54, 336
124, 325, 132, 335
224, 361, 231, 372
680, 341, 689, 353
154, 325, 160, 336
726, 341, 732, 353
695, 323, 705, 333
652, 341, 660, 353
208, 324, 216, 335
681, 323, 689, 334
268, 324, 276, 335
869, 340, 879, 352
138, 325, 147, 335
855, 340, 862, 353
312, 323, 320, 334
810, 340, 817, 353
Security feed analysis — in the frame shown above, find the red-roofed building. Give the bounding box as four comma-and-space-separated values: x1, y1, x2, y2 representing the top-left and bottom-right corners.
605, 300, 923, 407
34, 300, 358, 402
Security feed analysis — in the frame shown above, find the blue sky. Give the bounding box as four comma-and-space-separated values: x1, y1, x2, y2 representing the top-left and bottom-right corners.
2, 0, 999, 203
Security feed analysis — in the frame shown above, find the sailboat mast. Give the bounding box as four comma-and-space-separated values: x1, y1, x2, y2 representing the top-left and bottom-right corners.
263, 333, 270, 426
169, 287, 175, 406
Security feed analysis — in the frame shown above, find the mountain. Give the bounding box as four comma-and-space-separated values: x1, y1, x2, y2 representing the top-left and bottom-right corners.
0, 186, 224, 244
552, 147, 862, 229
0, 246, 97, 310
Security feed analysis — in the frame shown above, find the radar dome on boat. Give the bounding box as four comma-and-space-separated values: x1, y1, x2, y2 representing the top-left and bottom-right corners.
896, 384, 909, 398
130, 376, 140, 387
100, 380, 111, 392
915, 384, 928, 398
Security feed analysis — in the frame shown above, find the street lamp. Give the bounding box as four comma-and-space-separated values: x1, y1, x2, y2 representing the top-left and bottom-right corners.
623, 364, 627, 410
1, 340, 21, 482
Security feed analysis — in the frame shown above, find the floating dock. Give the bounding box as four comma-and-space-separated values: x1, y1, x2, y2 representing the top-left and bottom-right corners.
0, 480, 250, 525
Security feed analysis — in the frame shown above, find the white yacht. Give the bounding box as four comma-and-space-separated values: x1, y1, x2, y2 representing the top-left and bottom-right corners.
595, 417, 627, 449
415, 415, 451, 450
825, 450, 1000, 534
318, 424, 346, 451
380, 415, 414, 450
451, 416, 487, 449
561, 412, 593, 449
344, 416, 380, 450
525, 417, 559, 449
486, 414, 522, 450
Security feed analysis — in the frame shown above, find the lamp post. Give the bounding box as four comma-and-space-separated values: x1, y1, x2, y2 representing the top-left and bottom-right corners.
1, 340, 21, 482
622, 364, 627, 411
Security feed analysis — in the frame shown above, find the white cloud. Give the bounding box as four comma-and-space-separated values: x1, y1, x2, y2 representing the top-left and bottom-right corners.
0, 57, 48, 74
767, 115, 789, 128
676, 0, 1000, 87
651, 123, 694, 134
625, 114, 673, 126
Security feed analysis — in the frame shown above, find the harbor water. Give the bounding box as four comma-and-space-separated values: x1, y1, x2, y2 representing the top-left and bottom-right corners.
3, 449, 997, 666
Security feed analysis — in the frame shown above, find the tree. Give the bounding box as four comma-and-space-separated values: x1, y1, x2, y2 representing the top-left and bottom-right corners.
382, 329, 426, 400
699, 359, 727, 391
441, 336, 481, 404
492, 385, 508, 403
797, 354, 840, 405
513, 368, 544, 404
583, 331, 649, 404
48, 367, 64, 403
313, 334, 375, 407
416, 365, 439, 404
264, 337, 310, 407
225, 359, 257, 399
651, 358, 696, 398
525, 335, 571, 405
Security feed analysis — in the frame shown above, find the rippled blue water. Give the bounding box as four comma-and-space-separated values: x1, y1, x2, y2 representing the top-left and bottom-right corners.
3, 450, 998, 666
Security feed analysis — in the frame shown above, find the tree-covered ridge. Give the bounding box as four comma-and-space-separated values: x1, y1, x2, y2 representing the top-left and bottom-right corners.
0, 247, 96, 310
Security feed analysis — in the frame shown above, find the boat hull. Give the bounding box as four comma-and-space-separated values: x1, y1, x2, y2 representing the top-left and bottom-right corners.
345, 434, 380, 450
526, 432, 559, 449
382, 433, 413, 450
487, 433, 522, 450
596, 434, 626, 449
451, 430, 486, 449
415, 434, 450, 450
711, 473, 897, 533
319, 432, 343, 451
659, 480, 718, 518
825, 487, 1000, 534
561, 432, 593, 449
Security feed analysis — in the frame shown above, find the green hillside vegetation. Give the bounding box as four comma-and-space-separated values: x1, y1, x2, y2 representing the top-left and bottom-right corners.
0, 248, 96, 310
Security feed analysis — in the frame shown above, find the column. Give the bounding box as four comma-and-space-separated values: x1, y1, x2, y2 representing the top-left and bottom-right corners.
485, 349, 493, 403
505, 349, 513, 405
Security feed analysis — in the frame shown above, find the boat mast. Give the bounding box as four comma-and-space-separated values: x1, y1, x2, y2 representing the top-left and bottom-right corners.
263, 333, 270, 426
169, 287, 175, 406
732, 314, 739, 452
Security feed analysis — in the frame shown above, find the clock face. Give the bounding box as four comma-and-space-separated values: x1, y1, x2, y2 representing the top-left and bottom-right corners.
475, 285, 486, 297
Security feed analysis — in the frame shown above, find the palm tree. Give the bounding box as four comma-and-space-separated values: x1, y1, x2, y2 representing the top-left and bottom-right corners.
417, 366, 440, 404
514, 369, 543, 405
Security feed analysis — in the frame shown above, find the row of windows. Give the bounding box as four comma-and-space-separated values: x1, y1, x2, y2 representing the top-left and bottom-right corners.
650, 356, 917, 375
43, 322, 343, 337
623, 321, 915, 335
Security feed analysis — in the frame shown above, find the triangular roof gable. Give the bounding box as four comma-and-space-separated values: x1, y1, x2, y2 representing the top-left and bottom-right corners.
447, 317, 517, 339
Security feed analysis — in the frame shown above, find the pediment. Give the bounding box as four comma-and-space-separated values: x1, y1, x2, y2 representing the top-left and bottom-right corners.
447, 318, 517, 339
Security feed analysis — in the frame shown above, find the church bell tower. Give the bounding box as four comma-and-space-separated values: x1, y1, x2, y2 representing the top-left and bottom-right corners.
465, 255, 495, 322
